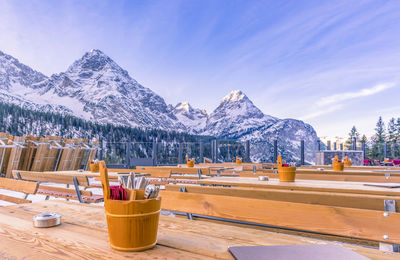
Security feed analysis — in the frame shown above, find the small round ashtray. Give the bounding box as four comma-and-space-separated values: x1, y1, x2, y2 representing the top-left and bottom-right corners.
33, 213, 61, 228
258, 176, 268, 181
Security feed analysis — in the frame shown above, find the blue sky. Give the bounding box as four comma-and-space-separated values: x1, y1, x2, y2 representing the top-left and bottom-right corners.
1, 0, 400, 138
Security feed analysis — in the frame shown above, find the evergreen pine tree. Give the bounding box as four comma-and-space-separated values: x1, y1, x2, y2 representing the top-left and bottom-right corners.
370, 116, 386, 160
345, 126, 359, 150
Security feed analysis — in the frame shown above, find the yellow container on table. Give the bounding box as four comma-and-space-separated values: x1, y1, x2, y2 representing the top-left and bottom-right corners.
343, 156, 352, 167
333, 161, 344, 171
90, 162, 99, 172
278, 166, 296, 182
100, 161, 161, 251
236, 156, 242, 164
344, 161, 352, 167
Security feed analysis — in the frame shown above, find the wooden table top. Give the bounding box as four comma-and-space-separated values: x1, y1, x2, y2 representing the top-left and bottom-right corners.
296, 168, 400, 176
198, 177, 400, 196
0, 200, 396, 259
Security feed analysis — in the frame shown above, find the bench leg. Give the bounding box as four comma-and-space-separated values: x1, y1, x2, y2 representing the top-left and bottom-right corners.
45, 196, 50, 200
24, 193, 29, 200
73, 176, 84, 203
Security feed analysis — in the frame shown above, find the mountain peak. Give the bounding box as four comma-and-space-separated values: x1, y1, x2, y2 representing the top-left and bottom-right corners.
175, 101, 191, 112
222, 90, 247, 103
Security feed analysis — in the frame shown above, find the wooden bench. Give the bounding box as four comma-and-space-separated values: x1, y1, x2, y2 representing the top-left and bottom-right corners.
240, 169, 400, 183
0, 178, 39, 204
108, 168, 172, 178
160, 187, 400, 251
12, 170, 103, 203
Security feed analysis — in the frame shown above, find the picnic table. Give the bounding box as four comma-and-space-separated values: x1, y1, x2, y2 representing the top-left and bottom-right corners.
198, 177, 400, 196
0, 200, 396, 259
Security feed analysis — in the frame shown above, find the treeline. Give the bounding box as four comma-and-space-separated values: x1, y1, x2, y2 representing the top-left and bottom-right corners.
346, 116, 400, 159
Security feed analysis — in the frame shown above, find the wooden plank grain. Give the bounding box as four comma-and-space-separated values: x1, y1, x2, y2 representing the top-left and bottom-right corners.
165, 185, 400, 211
3, 201, 398, 260
0, 178, 38, 194
198, 177, 400, 196
0, 204, 211, 260
160, 190, 400, 244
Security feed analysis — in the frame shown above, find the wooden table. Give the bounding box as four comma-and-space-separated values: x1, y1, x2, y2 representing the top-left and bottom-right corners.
0, 201, 396, 259
198, 177, 400, 196
241, 168, 400, 183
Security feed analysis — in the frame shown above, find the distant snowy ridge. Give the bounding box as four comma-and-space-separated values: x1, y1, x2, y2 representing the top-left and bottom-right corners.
0, 49, 319, 162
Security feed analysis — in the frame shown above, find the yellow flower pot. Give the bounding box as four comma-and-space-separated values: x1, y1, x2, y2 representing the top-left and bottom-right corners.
344, 161, 352, 167
333, 161, 344, 171
278, 166, 296, 182
187, 160, 195, 167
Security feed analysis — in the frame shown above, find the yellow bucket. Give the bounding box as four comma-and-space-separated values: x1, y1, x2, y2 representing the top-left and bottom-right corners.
187, 160, 195, 167
100, 161, 161, 251
90, 163, 99, 172
333, 161, 344, 171
344, 161, 352, 167
278, 166, 296, 182
105, 197, 161, 251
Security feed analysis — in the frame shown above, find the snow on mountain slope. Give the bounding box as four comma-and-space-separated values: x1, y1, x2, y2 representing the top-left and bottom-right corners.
0, 50, 75, 114
203, 90, 278, 138
0, 49, 320, 162
31, 49, 186, 130
202, 90, 319, 163
171, 102, 207, 134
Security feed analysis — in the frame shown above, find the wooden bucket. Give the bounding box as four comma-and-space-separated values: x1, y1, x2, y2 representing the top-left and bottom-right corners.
333, 161, 344, 171
278, 166, 296, 182
344, 161, 352, 167
100, 161, 161, 251
187, 161, 195, 167
90, 163, 100, 172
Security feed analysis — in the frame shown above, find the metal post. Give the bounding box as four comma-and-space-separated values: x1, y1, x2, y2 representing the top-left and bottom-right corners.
379, 200, 399, 252
178, 142, 183, 164
327, 141, 331, 151
99, 138, 103, 161
125, 142, 131, 168
245, 140, 250, 163
384, 142, 387, 159
152, 139, 157, 166
362, 142, 366, 160
317, 140, 321, 151
273, 140, 278, 163
215, 139, 219, 163
340, 143, 343, 150
73, 176, 84, 203
353, 137, 357, 150
333, 142, 337, 150
300, 140, 305, 166
211, 140, 215, 163
199, 141, 204, 163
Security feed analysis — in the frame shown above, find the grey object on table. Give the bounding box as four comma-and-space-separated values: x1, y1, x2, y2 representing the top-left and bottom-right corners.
228, 245, 368, 260
33, 213, 62, 228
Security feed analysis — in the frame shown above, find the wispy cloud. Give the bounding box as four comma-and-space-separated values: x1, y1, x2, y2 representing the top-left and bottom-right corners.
300, 104, 343, 120
316, 83, 395, 106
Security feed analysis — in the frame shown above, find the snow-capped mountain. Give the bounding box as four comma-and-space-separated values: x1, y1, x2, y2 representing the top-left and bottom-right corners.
0, 49, 320, 162
1, 49, 185, 130
203, 90, 278, 138
170, 102, 207, 134
0, 50, 73, 114
198, 90, 318, 162
172, 90, 319, 162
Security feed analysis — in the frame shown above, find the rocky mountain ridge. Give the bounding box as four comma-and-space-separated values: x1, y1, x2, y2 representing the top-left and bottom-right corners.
0, 49, 319, 162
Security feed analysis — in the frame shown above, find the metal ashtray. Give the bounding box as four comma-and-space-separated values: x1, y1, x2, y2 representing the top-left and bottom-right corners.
258, 176, 268, 181
33, 213, 62, 228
